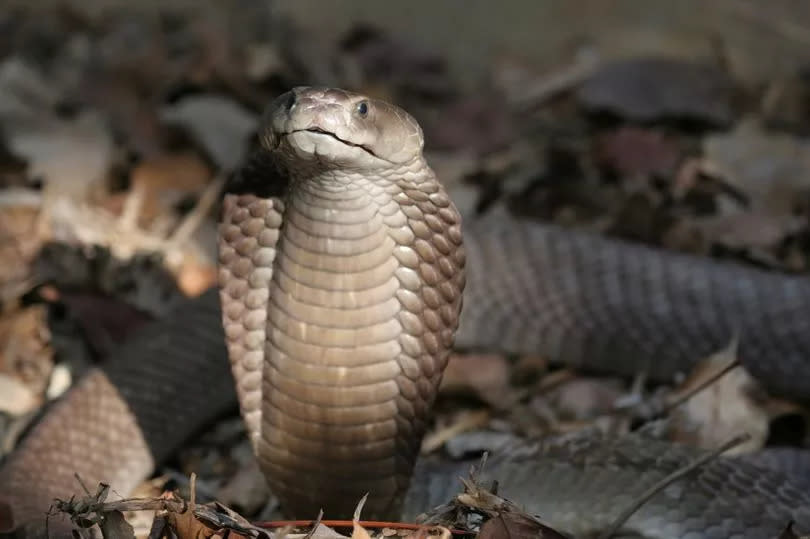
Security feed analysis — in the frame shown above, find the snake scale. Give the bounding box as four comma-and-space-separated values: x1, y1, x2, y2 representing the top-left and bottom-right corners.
2, 87, 810, 538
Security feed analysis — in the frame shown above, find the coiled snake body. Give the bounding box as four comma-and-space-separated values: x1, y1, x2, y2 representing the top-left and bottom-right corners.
2, 87, 810, 538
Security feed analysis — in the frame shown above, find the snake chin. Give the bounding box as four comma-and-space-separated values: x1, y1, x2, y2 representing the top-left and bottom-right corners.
279, 128, 382, 167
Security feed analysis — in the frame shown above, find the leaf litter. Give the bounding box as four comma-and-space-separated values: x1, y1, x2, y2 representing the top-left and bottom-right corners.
0, 3, 810, 538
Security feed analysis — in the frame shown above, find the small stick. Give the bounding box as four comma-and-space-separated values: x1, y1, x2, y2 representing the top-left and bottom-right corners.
661, 352, 741, 416
166, 174, 226, 248
596, 433, 751, 539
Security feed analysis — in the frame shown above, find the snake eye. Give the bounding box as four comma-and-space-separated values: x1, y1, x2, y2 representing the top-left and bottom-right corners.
356, 101, 369, 117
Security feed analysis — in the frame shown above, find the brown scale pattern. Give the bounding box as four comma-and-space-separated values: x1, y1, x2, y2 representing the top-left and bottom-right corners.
218, 161, 464, 519
219, 194, 284, 450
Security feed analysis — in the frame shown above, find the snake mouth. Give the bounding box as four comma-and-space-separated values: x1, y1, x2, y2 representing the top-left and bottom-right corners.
284, 128, 380, 159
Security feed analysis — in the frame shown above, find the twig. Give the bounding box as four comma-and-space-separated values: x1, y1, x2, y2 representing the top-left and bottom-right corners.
596, 433, 751, 539
118, 182, 146, 232
661, 346, 741, 416
166, 174, 226, 248
60, 496, 187, 515
510, 52, 599, 110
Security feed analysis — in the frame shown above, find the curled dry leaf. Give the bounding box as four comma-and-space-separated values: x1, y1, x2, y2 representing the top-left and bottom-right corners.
668, 340, 769, 454
454, 465, 567, 539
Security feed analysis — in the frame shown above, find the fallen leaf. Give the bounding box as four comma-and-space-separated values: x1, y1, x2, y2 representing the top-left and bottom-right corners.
544, 377, 625, 422
421, 410, 491, 454
4, 110, 113, 199
129, 152, 213, 219
703, 119, 810, 215
0, 305, 52, 409
0, 202, 42, 291
668, 340, 769, 454
762, 74, 810, 136
478, 512, 566, 539
593, 127, 683, 179
578, 57, 736, 126
160, 95, 258, 172
439, 354, 511, 407
0, 375, 37, 416
98, 510, 135, 539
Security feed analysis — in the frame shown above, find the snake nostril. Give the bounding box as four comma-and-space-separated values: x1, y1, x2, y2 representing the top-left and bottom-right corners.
284, 91, 296, 113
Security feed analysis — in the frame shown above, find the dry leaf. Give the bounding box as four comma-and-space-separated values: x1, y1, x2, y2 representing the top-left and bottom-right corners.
478, 512, 566, 539
5, 111, 113, 200
578, 57, 736, 126
703, 119, 810, 215
0, 305, 53, 412
440, 354, 511, 407
544, 376, 625, 422
127, 152, 213, 222
594, 127, 682, 179
99, 510, 136, 539
160, 96, 258, 172
668, 340, 769, 454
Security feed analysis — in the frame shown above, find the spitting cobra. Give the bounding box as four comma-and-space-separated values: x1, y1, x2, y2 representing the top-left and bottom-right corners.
2, 87, 810, 539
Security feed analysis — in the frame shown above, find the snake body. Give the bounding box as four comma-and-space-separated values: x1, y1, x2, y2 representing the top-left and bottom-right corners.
218, 87, 465, 518
2, 87, 810, 538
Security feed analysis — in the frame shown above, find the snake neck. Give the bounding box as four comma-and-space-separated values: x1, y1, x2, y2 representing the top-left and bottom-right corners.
257, 163, 452, 519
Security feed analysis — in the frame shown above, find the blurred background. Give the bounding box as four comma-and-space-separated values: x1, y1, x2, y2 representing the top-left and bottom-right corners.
2, 0, 810, 530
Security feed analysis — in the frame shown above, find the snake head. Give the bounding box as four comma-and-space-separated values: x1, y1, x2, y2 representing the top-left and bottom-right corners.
262, 86, 424, 170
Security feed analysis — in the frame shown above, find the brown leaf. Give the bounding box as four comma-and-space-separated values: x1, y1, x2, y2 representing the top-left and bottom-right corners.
0, 305, 52, 413
455, 469, 566, 539
0, 203, 42, 289
439, 353, 511, 407
129, 153, 213, 219
578, 57, 736, 126
99, 510, 136, 539
478, 512, 566, 539
703, 119, 810, 215
668, 340, 769, 454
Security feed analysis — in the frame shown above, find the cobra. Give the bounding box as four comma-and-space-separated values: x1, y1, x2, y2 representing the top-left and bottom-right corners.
3, 87, 810, 539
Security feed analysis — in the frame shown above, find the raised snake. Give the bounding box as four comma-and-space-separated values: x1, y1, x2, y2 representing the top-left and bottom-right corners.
2, 87, 810, 538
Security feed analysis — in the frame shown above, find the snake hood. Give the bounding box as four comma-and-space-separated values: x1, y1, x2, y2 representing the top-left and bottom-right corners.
262, 86, 425, 170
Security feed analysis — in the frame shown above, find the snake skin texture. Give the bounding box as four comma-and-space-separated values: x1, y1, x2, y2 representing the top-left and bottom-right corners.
404, 433, 810, 539
458, 206, 810, 399
0, 288, 232, 537
4, 87, 810, 538
218, 87, 465, 518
